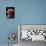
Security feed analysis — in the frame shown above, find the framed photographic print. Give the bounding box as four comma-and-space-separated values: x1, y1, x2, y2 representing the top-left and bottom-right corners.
6, 7, 15, 19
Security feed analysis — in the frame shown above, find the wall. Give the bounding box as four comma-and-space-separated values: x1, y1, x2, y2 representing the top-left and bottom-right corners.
0, 0, 46, 44
0, 0, 18, 44
16, 0, 46, 24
